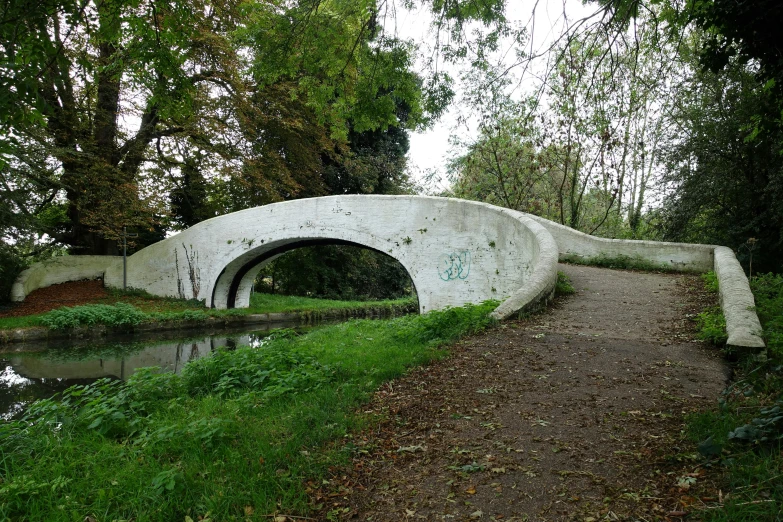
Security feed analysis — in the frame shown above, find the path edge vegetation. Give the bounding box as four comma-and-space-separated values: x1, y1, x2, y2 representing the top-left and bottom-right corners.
560, 253, 677, 273
0, 301, 499, 520
689, 271, 783, 520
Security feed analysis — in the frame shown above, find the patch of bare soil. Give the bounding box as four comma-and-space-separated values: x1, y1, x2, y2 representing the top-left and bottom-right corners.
0, 279, 108, 317
315, 264, 727, 521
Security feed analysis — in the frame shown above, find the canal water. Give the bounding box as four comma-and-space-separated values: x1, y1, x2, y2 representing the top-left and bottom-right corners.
0, 321, 315, 419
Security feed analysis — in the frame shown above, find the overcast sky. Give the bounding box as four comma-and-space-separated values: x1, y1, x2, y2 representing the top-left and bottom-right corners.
391, 0, 598, 193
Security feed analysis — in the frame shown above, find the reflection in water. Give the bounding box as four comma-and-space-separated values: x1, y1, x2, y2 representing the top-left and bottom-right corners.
0, 326, 299, 419
0, 365, 96, 420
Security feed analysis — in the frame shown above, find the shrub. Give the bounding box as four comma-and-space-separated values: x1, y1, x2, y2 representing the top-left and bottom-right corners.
40, 303, 148, 329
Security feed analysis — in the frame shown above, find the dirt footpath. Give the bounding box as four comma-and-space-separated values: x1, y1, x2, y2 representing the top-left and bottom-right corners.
316, 264, 728, 521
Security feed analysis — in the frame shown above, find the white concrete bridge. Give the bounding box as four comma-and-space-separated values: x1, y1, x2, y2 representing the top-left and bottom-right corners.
11, 195, 765, 349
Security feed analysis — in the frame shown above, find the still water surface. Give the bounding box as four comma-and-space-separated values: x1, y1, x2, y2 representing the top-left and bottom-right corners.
0, 322, 313, 419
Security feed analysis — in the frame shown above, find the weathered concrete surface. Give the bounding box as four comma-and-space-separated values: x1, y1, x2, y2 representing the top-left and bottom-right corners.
11, 255, 120, 302
489, 216, 558, 320
97, 196, 558, 317
714, 247, 765, 350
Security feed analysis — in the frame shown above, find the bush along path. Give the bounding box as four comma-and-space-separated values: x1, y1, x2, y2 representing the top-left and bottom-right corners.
314, 264, 731, 521
685, 272, 783, 521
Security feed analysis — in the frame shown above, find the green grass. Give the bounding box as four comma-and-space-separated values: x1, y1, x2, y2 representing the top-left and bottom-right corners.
0, 314, 45, 330
702, 270, 720, 293
0, 302, 497, 521
695, 272, 728, 345
555, 271, 575, 296
0, 293, 417, 331
247, 293, 416, 314
696, 305, 728, 345
687, 272, 783, 520
561, 253, 674, 272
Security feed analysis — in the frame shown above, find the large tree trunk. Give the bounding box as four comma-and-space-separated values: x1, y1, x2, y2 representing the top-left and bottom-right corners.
50, 2, 141, 256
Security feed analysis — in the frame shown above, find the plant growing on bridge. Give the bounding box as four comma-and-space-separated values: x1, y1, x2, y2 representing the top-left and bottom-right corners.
555, 271, 575, 296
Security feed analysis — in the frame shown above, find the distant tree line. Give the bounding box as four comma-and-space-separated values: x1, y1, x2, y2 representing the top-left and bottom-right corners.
446, 0, 783, 274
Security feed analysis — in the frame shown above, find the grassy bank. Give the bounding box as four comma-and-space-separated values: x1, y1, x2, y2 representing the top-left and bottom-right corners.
690, 272, 783, 520
0, 302, 496, 521
0, 292, 417, 331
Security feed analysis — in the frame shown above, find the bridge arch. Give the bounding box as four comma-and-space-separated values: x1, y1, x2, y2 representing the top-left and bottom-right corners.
214, 238, 419, 310
102, 195, 559, 318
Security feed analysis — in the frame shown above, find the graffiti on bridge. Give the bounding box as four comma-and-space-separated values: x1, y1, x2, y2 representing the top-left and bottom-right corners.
438, 251, 471, 281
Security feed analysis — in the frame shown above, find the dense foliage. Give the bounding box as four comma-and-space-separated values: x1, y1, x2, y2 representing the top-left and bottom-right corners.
660, 52, 783, 273
0, 2, 388, 253
256, 245, 414, 301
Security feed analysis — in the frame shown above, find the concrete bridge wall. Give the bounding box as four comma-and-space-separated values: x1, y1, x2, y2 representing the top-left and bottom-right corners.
10, 255, 121, 303
9, 196, 763, 350
98, 196, 559, 317
528, 215, 764, 350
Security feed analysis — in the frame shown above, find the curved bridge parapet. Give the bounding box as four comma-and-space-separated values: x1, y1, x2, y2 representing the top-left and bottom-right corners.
528, 215, 765, 350
11, 197, 762, 351
100, 196, 559, 318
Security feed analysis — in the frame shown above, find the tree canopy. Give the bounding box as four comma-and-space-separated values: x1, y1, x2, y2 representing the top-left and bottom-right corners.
3, 0, 783, 294
0, 0, 514, 298
0, 0, 513, 247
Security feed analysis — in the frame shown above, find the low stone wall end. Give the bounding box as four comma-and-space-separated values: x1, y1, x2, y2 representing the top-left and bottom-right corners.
713, 247, 766, 350
491, 215, 559, 320
10, 256, 121, 302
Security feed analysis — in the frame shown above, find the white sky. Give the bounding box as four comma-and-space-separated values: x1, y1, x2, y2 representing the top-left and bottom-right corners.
391, 0, 599, 193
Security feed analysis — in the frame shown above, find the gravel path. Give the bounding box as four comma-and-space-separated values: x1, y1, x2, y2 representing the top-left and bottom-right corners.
315, 264, 728, 521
